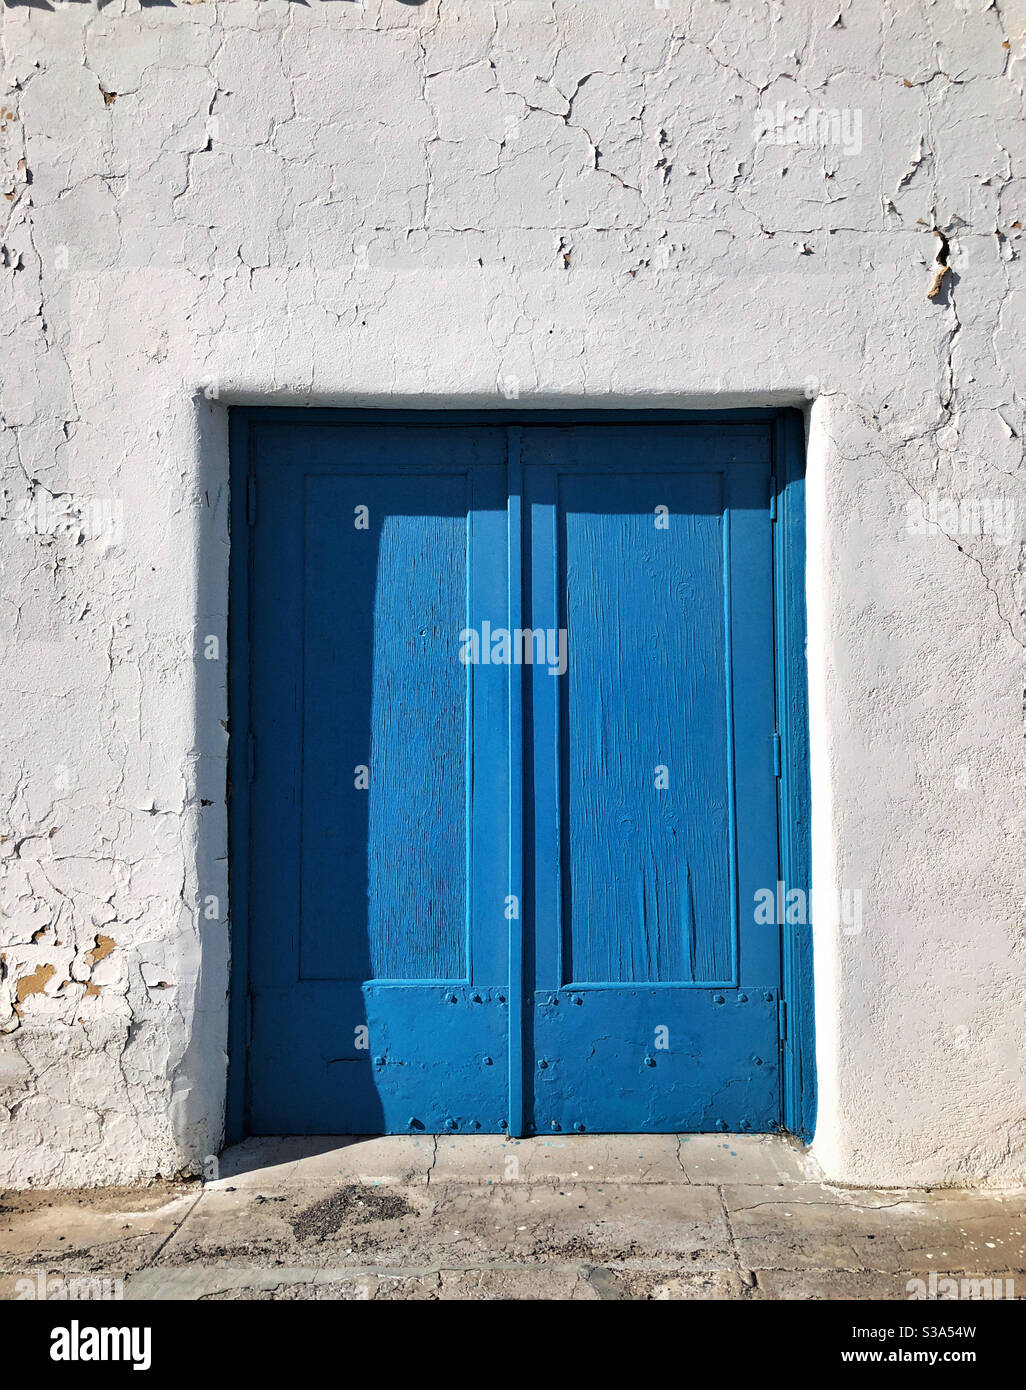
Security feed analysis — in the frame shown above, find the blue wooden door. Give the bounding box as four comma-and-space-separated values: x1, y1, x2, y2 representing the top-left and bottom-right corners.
245, 424, 510, 1133
521, 426, 780, 1134
238, 417, 781, 1135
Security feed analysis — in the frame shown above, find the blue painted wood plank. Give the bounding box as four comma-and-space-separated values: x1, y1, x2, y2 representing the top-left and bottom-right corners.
468, 463, 510, 989
225, 410, 254, 1143
774, 409, 817, 1141
723, 458, 780, 989
506, 431, 525, 1138
301, 470, 468, 982
558, 468, 731, 985
524, 461, 562, 993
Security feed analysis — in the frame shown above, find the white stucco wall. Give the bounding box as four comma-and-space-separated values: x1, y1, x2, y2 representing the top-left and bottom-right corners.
1, 0, 1023, 1188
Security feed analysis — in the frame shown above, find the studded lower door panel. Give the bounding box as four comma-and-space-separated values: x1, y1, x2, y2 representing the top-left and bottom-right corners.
529, 989, 780, 1135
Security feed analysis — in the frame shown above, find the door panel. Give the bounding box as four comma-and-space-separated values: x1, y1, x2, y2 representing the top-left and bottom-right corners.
560, 469, 732, 984
521, 427, 780, 1134
301, 471, 469, 982
246, 426, 510, 1133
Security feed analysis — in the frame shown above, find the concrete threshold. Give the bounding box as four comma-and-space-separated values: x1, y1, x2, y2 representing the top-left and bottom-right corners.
206, 1132, 823, 1189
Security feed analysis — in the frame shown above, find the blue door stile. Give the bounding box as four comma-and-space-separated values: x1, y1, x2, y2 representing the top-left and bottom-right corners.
506, 431, 526, 1139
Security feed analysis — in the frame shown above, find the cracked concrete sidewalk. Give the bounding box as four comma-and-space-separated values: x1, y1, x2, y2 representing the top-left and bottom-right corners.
1, 1136, 1023, 1301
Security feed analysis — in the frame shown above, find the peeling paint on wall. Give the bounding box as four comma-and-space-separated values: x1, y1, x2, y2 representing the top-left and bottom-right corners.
927, 227, 951, 299
0, 0, 1023, 1189
85, 934, 115, 968
15, 963, 55, 1008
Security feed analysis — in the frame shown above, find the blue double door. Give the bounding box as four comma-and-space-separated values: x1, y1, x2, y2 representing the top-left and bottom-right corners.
241, 418, 782, 1136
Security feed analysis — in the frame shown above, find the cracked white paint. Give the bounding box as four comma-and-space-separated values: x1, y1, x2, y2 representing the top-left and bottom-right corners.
0, 0, 1023, 1188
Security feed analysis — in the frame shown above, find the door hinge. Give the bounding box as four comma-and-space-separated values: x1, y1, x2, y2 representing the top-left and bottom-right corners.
778, 997, 788, 1041
247, 730, 256, 783
772, 731, 782, 778
246, 474, 257, 525
769, 474, 777, 521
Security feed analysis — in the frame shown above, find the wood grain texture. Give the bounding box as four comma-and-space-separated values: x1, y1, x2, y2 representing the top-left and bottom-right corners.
559, 472, 732, 984
301, 472, 468, 981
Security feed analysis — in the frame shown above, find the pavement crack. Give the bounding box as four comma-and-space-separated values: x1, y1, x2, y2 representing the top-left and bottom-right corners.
717, 1183, 741, 1273
728, 1197, 931, 1214
141, 1186, 205, 1269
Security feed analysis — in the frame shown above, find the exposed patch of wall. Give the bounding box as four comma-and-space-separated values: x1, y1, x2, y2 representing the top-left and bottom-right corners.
0, 0, 1023, 1187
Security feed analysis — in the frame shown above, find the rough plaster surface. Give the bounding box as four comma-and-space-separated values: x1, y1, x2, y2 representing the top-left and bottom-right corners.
0, 0, 1023, 1188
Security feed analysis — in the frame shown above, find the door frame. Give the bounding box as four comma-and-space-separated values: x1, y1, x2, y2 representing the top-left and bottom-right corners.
225, 407, 814, 1145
